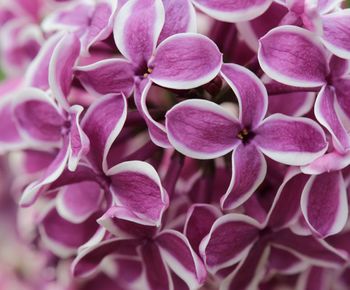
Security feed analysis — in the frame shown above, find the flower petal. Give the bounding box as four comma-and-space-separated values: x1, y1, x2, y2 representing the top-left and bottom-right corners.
192, 0, 272, 22
56, 181, 103, 224
108, 160, 169, 225
314, 85, 350, 151
49, 32, 81, 109
75, 58, 135, 97
114, 0, 165, 67
156, 229, 207, 290
221, 63, 268, 129
321, 10, 350, 59
149, 33, 223, 89
199, 213, 261, 273
166, 99, 240, 159
72, 238, 140, 277
301, 171, 348, 238
221, 144, 267, 210
158, 0, 196, 43
81, 93, 127, 173
258, 25, 328, 87
255, 113, 328, 166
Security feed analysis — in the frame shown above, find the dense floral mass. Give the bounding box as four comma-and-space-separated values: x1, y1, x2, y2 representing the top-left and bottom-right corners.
2, 0, 350, 289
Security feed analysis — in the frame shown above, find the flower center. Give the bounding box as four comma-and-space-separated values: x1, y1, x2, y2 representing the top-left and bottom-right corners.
143, 67, 153, 78
237, 128, 255, 144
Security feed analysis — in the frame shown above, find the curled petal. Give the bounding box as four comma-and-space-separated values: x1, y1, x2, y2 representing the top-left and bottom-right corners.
76, 58, 134, 98
301, 172, 348, 238
199, 214, 261, 273
321, 10, 350, 59
56, 181, 103, 224
108, 160, 169, 225
166, 99, 240, 159
221, 63, 268, 129
221, 144, 267, 210
158, 0, 197, 43
149, 33, 223, 89
192, 0, 272, 22
114, 0, 165, 66
72, 238, 140, 277
314, 85, 350, 152
156, 230, 207, 290
81, 93, 127, 173
255, 113, 328, 166
49, 32, 81, 109
258, 25, 328, 87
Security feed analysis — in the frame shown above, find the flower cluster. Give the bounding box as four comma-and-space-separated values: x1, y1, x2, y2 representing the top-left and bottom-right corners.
1, 0, 350, 289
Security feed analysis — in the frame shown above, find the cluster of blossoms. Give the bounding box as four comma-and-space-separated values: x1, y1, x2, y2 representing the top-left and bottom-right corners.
2, 0, 350, 289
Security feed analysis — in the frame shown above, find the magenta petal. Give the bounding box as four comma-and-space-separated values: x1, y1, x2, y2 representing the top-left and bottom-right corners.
149, 33, 223, 89
192, 0, 272, 22
314, 85, 350, 151
221, 63, 268, 129
166, 99, 240, 159
141, 242, 172, 290
56, 181, 103, 224
49, 32, 81, 109
255, 114, 328, 166
158, 0, 196, 43
40, 206, 99, 258
301, 172, 348, 238
108, 161, 169, 225
156, 230, 207, 289
184, 204, 221, 255
19, 139, 70, 207
67, 105, 90, 171
221, 144, 267, 210
72, 238, 140, 277
296, 267, 329, 290
13, 88, 64, 143
269, 246, 305, 274
321, 10, 350, 59
82, 94, 127, 173
200, 214, 261, 273
258, 26, 328, 87
76, 58, 134, 97
114, 0, 164, 67
334, 78, 350, 122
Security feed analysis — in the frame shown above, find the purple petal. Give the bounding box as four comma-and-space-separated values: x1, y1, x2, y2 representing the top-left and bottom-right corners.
114, 0, 164, 67
72, 238, 140, 277
255, 113, 328, 165
296, 267, 329, 290
25, 33, 63, 90
156, 229, 207, 289
40, 206, 99, 257
321, 10, 350, 59
314, 85, 350, 151
19, 138, 70, 206
269, 246, 306, 274
221, 63, 268, 129
334, 78, 350, 126
49, 32, 81, 109
56, 181, 103, 224
184, 204, 221, 255
13, 88, 64, 143
267, 169, 309, 229
81, 94, 127, 173
108, 160, 169, 225
134, 79, 170, 148
192, 0, 272, 22
301, 172, 348, 238
158, 0, 196, 43
75, 58, 134, 97
97, 206, 157, 238
221, 144, 267, 210
67, 105, 90, 171
166, 99, 240, 159
200, 214, 261, 273
149, 33, 223, 89
141, 242, 172, 290
329, 55, 349, 78
258, 26, 328, 87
